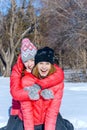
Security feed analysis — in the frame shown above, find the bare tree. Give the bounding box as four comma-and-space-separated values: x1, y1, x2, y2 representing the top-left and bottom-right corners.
0, 0, 38, 76
39, 0, 87, 70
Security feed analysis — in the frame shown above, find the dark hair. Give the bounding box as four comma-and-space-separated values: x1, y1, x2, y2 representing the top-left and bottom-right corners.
21, 66, 26, 77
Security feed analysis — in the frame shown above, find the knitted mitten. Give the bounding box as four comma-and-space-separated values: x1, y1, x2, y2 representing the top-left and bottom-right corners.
40, 89, 54, 100
24, 84, 41, 100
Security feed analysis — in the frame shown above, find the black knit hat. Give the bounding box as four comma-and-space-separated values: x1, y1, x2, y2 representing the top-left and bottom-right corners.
35, 46, 54, 65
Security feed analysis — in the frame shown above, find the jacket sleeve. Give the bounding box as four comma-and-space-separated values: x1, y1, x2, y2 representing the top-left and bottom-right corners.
36, 64, 64, 89
10, 63, 29, 101
10, 55, 31, 101
20, 101, 34, 130
45, 82, 64, 130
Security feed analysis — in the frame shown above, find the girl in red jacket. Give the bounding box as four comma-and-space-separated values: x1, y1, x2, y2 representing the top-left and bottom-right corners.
5, 36, 64, 130
17, 47, 65, 130
0, 38, 37, 130
10, 46, 73, 130
10, 38, 37, 115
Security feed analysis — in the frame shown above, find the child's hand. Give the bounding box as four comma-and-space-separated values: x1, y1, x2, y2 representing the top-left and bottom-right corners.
24, 84, 41, 100
40, 89, 54, 100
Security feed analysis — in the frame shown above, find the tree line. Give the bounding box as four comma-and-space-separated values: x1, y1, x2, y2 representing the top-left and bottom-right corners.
0, 0, 87, 80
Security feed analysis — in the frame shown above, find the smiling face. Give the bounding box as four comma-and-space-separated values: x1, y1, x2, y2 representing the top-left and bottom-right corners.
37, 62, 51, 78
24, 59, 35, 72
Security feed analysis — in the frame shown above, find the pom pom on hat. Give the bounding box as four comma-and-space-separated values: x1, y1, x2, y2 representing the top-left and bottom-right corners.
35, 46, 54, 65
21, 38, 37, 63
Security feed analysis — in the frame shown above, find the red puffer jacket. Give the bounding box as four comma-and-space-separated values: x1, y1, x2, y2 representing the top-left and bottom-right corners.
10, 55, 64, 130
10, 55, 23, 115
10, 55, 64, 101
20, 72, 64, 130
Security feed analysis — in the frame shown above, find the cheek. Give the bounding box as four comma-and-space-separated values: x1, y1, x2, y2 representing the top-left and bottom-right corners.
48, 67, 51, 71
24, 63, 27, 68
47, 65, 51, 71
33, 62, 35, 66
38, 67, 41, 73
37, 65, 41, 70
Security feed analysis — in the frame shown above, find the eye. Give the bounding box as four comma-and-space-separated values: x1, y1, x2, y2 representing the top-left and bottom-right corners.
39, 62, 43, 64
24, 61, 28, 64
31, 59, 34, 62
46, 62, 50, 65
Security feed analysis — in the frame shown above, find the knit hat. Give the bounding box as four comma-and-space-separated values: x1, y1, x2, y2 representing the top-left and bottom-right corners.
21, 38, 37, 63
35, 46, 54, 65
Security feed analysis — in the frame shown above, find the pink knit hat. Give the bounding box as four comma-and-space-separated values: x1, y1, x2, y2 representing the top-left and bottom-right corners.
21, 38, 37, 63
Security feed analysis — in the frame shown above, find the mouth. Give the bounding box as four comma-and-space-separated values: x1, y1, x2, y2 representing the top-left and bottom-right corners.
41, 69, 47, 72
39, 69, 49, 78
28, 65, 33, 70
40, 69, 48, 74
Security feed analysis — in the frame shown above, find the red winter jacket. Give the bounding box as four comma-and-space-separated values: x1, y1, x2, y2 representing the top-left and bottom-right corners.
10, 55, 64, 102
10, 55, 24, 115
10, 55, 64, 130
19, 72, 64, 130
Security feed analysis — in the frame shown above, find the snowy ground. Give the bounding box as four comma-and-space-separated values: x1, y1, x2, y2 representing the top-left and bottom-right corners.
0, 77, 87, 130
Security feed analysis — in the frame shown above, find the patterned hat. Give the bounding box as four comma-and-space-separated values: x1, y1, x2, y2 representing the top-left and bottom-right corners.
21, 38, 37, 63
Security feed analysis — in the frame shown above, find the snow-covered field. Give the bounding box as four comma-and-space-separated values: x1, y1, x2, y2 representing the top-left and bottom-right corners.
0, 77, 87, 130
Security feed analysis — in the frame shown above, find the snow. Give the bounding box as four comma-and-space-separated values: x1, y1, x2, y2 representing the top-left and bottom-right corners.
0, 77, 87, 130
60, 82, 87, 130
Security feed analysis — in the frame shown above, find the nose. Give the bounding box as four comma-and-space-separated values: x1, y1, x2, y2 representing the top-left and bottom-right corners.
42, 63, 47, 69
28, 62, 32, 66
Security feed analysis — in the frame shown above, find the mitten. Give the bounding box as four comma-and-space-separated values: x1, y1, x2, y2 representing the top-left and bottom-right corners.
40, 89, 54, 100
24, 84, 41, 100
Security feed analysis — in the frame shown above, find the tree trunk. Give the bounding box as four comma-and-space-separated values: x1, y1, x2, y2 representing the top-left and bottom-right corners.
59, 50, 63, 68
3, 64, 11, 77
82, 48, 86, 74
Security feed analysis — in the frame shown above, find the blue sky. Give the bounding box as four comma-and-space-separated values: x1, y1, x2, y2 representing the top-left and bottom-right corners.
0, 0, 42, 15
0, 0, 11, 15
